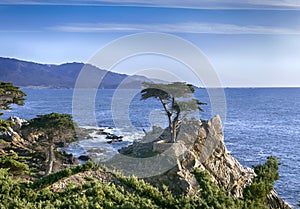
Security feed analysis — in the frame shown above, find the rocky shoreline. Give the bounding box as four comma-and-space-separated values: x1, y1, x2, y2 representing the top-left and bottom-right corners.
0, 116, 126, 178
0, 115, 292, 208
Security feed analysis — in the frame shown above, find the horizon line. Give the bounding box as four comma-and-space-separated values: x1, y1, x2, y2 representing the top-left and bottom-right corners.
1, 56, 299, 88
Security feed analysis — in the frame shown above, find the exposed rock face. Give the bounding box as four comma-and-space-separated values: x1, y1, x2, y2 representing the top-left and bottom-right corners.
0, 116, 27, 143
179, 115, 255, 198
0, 127, 23, 143
117, 115, 291, 209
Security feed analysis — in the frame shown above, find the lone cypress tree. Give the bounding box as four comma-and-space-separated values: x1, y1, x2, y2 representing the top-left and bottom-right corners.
141, 82, 206, 142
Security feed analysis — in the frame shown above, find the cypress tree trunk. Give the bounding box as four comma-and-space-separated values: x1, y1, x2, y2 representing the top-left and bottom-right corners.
46, 144, 55, 175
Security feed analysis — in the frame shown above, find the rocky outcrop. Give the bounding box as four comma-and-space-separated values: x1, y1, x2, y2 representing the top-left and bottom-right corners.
9, 116, 28, 131
0, 116, 78, 178
177, 115, 255, 198
116, 115, 291, 209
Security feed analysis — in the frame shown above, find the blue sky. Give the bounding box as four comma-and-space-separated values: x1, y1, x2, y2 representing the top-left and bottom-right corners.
0, 0, 300, 87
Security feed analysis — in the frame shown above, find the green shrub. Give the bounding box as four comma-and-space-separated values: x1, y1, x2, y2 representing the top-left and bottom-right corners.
0, 139, 10, 146
0, 119, 12, 131
31, 161, 96, 189
0, 157, 281, 209
193, 168, 238, 209
0, 153, 29, 176
243, 156, 279, 203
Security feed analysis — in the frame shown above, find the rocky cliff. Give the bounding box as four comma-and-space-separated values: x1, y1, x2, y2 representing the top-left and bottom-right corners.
116, 115, 291, 209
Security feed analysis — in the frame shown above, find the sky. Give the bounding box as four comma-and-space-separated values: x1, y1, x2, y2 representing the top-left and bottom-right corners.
0, 0, 300, 87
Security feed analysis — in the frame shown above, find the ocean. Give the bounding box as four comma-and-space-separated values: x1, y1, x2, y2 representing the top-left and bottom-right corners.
1, 88, 299, 207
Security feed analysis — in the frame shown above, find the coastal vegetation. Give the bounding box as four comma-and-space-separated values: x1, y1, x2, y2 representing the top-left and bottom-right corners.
0, 82, 78, 177
0, 157, 281, 209
21, 113, 77, 175
0, 81, 289, 208
0, 82, 26, 130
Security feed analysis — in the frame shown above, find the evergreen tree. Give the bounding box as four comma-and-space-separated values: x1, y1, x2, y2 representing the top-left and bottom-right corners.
141, 82, 205, 142
23, 113, 76, 174
0, 82, 26, 130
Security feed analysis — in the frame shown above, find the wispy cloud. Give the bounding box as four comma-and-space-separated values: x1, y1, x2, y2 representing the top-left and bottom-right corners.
236, 0, 300, 7
1, 0, 300, 10
0, 30, 40, 32
50, 22, 300, 35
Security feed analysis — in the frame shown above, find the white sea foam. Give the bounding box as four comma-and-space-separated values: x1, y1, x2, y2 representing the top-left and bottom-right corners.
63, 126, 144, 163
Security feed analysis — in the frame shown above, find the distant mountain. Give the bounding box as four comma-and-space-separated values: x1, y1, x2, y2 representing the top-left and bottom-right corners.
0, 57, 159, 89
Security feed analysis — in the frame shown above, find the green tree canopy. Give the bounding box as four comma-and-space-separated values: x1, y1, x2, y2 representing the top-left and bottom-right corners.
141, 82, 206, 142
0, 82, 26, 130
23, 112, 75, 142
22, 113, 76, 175
0, 82, 26, 116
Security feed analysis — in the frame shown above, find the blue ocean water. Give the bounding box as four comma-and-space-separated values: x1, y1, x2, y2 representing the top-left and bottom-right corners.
1, 88, 299, 207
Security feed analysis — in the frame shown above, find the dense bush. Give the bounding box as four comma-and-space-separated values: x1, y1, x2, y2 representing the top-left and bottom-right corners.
243, 156, 279, 203
0, 157, 280, 209
193, 168, 238, 209
0, 153, 29, 176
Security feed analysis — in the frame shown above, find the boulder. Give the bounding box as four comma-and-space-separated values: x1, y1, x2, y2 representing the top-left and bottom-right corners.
78, 155, 92, 161
0, 127, 23, 143
8, 116, 27, 131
